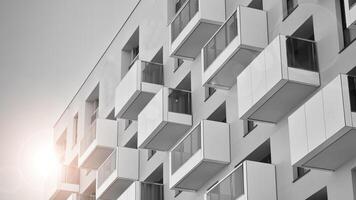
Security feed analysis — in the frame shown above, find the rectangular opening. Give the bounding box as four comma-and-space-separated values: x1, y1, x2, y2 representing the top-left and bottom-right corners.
350, 0, 356, 9
140, 182, 164, 200
168, 88, 192, 114
145, 164, 164, 184
204, 87, 216, 101
207, 102, 226, 123
248, 0, 263, 10
124, 133, 137, 149
174, 58, 184, 72
348, 75, 356, 112
306, 187, 328, 200
292, 166, 310, 182
339, 0, 356, 49
171, 125, 201, 174
283, 0, 298, 19
72, 113, 78, 148
243, 120, 257, 137
122, 28, 139, 77
147, 149, 157, 160
244, 139, 271, 164
286, 36, 318, 72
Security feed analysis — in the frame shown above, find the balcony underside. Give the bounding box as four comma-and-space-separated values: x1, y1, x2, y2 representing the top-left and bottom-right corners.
300, 128, 356, 171
50, 184, 79, 200
98, 178, 133, 200
79, 143, 114, 169
205, 47, 260, 89
140, 121, 191, 151
120, 91, 156, 120
173, 161, 225, 191
171, 18, 220, 59
245, 81, 318, 123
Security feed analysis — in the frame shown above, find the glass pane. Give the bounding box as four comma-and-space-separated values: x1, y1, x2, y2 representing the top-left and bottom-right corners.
348, 75, 356, 112
207, 166, 244, 200
97, 150, 117, 188
168, 89, 192, 114
171, 126, 201, 174
141, 61, 164, 85
141, 182, 164, 200
286, 36, 318, 72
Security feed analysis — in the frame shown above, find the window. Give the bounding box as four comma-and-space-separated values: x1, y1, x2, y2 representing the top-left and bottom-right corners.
174, 58, 184, 72
306, 187, 328, 200
283, 0, 298, 19
72, 113, 78, 148
248, 0, 263, 10
293, 166, 310, 182
174, 190, 182, 197
147, 149, 157, 160
175, 0, 187, 13
243, 120, 257, 136
90, 99, 99, 124
124, 119, 133, 130
204, 87, 216, 101
340, 0, 356, 50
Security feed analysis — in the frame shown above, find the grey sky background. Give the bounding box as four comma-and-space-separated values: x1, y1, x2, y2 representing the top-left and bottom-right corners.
0, 0, 127, 199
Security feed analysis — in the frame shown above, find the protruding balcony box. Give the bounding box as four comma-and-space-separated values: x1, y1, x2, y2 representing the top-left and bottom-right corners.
79, 119, 117, 169
115, 60, 164, 120
138, 87, 192, 151
169, 0, 225, 59
343, 0, 356, 28
169, 120, 230, 191
202, 6, 268, 89
96, 147, 139, 200
46, 166, 80, 200
289, 74, 356, 171
117, 181, 164, 200
206, 161, 277, 200
237, 35, 320, 123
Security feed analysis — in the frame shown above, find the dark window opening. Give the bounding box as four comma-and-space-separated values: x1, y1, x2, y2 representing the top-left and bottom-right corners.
348, 75, 356, 112
124, 133, 137, 149
306, 187, 328, 200
207, 102, 227, 123
243, 120, 257, 136
350, 0, 356, 9
340, 0, 356, 50
175, 0, 187, 13
148, 149, 157, 160
122, 28, 139, 76
174, 190, 182, 197
174, 58, 184, 72
283, 0, 298, 20
145, 164, 164, 184
293, 166, 310, 182
248, 0, 263, 10
204, 87, 216, 101
176, 72, 191, 91
244, 139, 271, 164
292, 16, 315, 41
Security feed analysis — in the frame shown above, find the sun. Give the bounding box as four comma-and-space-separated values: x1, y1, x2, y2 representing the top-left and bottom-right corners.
31, 144, 59, 180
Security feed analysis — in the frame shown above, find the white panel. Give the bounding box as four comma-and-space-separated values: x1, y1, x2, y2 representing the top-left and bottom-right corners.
288, 105, 309, 166
250, 51, 266, 105
245, 161, 277, 200
118, 182, 137, 200
239, 6, 268, 49
199, 0, 225, 22
138, 89, 164, 147
237, 67, 253, 118
117, 147, 139, 180
96, 119, 117, 147
322, 76, 346, 139
203, 120, 230, 163
264, 36, 282, 92
305, 92, 326, 152
115, 63, 140, 117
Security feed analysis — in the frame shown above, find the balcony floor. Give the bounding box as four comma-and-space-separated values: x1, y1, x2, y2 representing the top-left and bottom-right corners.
121, 91, 156, 120
174, 161, 225, 191
79, 144, 114, 169
303, 128, 356, 170
248, 81, 318, 123
98, 177, 133, 200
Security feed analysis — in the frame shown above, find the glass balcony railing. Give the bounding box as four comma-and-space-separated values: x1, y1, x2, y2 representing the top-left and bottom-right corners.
97, 149, 117, 188
171, 0, 199, 42
203, 11, 238, 71
206, 165, 244, 200
168, 89, 192, 114
286, 36, 318, 72
140, 182, 164, 200
348, 75, 356, 112
141, 61, 164, 85
171, 125, 201, 174
80, 122, 96, 156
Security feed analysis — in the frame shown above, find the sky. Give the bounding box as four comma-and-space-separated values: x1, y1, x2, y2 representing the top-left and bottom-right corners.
0, 0, 126, 199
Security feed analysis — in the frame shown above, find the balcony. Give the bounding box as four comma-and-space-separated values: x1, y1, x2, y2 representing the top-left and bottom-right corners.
206, 161, 276, 200
46, 166, 80, 200
79, 119, 117, 169
202, 6, 268, 89
169, 120, 230, 191
237, 35, 320, 123
117, 181, 164, 200
169, 0, 225, 59
66, 194, 95, 200
343, 0, 356, 28
115, 60, 164, 120
96, 147, 139, 200
138, 87, 192, 151
289, 74, 356, 171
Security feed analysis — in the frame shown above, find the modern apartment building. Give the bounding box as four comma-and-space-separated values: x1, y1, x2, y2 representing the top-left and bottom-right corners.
45, 0, 356, 199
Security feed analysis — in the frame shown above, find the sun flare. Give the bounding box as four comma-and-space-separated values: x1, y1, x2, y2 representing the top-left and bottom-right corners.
31, 144, 59, 180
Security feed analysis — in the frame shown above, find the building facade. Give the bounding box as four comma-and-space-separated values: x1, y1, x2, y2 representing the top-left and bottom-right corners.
45, 0, 356, 199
